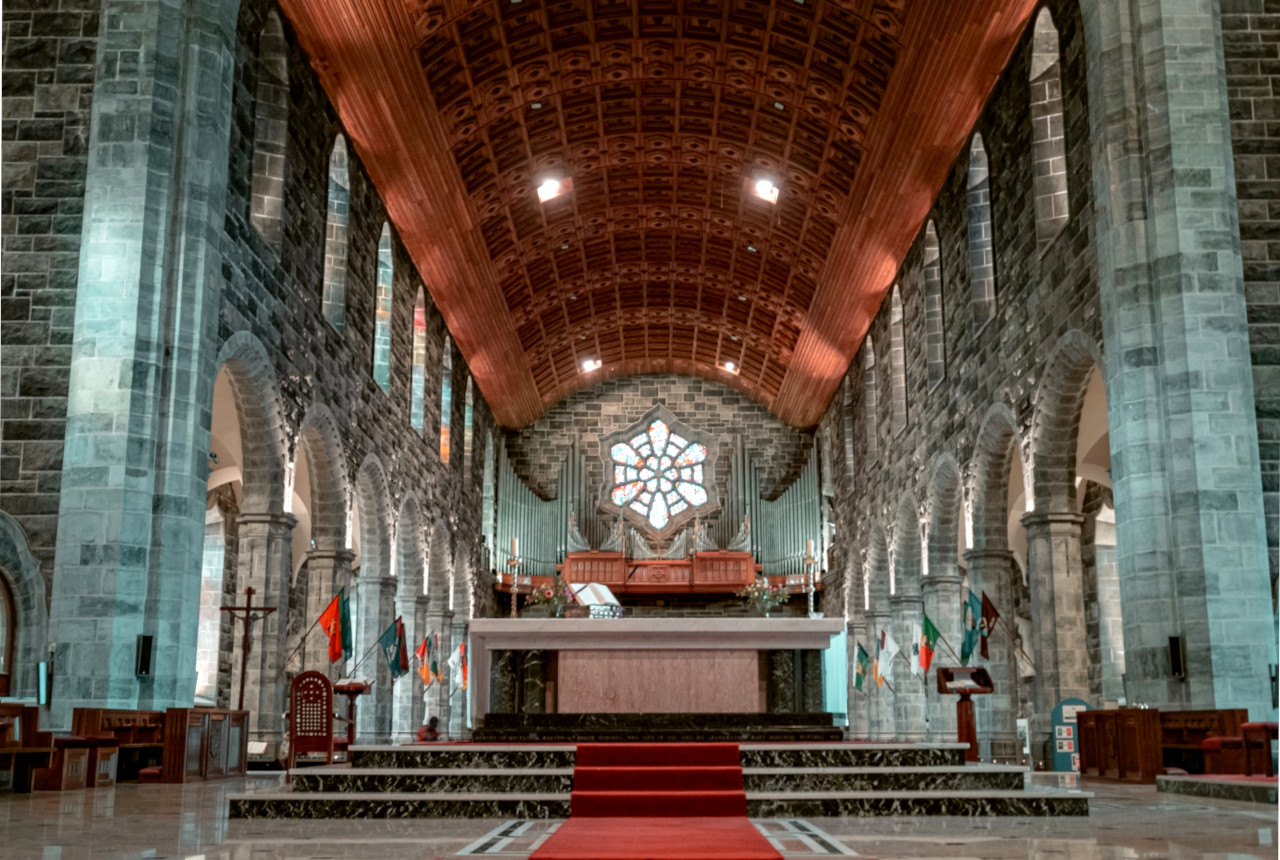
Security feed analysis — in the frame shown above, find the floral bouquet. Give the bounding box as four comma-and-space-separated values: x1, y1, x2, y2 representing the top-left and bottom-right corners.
736, 577, 787, 617
524, 577, 576, 616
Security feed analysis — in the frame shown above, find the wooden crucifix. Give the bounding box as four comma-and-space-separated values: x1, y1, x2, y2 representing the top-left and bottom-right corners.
220, 587, 278, 712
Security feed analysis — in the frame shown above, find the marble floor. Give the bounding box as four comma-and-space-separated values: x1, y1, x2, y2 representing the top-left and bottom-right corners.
0, 777, 1273, 860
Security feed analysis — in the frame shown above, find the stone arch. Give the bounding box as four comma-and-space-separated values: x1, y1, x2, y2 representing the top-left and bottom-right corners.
249, 10, 288, 253
970, 402, 1023, 552
893, 493, 922, 596
862, 336, 878, 459
297, 403, 350, 552
322, 134, 350, 330
214, 331, 288, 514
452, 552, 472, 620
926, 453, 964, 576
967, 133, 996, 328
355, 454, 393, 579
0, 512, 47, 698
842, 375, 856, 472
395, 494, 425, 599
923, 221, 945, 388
888, 285, 907, 433
427, 519, 452, 611
1030, 330, 1106, 514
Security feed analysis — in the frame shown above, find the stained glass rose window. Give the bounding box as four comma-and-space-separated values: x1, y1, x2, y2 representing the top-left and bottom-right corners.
609, 419, 708, 530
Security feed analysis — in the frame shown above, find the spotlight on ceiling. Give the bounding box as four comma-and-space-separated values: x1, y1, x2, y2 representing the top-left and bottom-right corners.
581, 358, 602, 372
750, 177, 780, 204
537, 176, 571, 202
723, 361, 738, 374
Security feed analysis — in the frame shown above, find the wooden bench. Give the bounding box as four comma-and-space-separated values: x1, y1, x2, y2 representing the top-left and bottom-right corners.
0, 704, 53, 793
1079, 707, 1250, 782
72, 708, 166, 782
160, 708, 249, 783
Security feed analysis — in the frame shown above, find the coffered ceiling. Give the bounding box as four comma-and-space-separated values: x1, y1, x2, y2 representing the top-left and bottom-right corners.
278, 0, 1036, 428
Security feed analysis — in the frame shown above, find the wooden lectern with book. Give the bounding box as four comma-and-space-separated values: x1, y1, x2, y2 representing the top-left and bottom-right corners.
937, 666, 994, 762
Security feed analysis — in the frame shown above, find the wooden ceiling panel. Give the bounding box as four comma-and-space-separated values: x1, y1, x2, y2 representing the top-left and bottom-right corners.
279, 0, 1036, 427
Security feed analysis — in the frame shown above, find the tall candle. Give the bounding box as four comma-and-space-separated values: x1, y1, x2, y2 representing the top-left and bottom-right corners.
806, 538, 814, 558
511, 536, 518, 558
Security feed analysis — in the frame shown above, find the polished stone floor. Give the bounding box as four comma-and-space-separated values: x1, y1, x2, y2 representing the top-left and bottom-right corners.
0, 776, 1274, 859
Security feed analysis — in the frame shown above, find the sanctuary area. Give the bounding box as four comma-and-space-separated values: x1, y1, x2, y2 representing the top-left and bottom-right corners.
0, 0, 1277, 857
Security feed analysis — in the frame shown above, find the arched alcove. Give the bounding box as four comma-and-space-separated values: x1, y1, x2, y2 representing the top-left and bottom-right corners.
922, 221, 945, 388
322, 135, 350, 330
440, 335, 453, 464
249, 11, 288, 253
889, 285, 907, 434
967, 133, 996, 328
373, 223, 393, 392
410, 289, 427, 431
1030, 8, 1069, 248
863, 337, 878, 459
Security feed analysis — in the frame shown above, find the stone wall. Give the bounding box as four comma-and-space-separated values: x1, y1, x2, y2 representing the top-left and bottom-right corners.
1223, 1, 1280, 597
503, 374, 815, 530
0, 3, 100, 589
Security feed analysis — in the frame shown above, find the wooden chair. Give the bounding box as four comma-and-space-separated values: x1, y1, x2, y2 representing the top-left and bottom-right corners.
1242, 722, 1278, 777
287, 671, 335, 772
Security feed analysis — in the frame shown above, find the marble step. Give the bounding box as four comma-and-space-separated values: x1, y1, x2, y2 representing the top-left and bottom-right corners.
746, 789, 1092, 817
292, 767, 574, 794
349, 742, 966, 770
472, 727, 844, 742
291, 763, 1024, 794
228, 787, 1089, 819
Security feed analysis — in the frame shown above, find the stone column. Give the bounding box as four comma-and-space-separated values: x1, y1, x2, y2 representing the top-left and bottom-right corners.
302, 549, 355, 679
391, 595, 430, 742
1088, 512, 1125, 706
966, 550, 1018, 761
355, 574, 396, 741
449, 618, 469, 738
47, 0, 239, 728
921, 571, 963, 743
1022, 512, 1089, 762
427, 611, 454, 736
864, 609, 895, 740
890, 592, 927, 740
227, 512, 295, 753
1081, 0, 1275, 718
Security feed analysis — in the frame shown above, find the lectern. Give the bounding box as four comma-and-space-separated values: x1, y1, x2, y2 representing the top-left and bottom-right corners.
937, 666, 993, 762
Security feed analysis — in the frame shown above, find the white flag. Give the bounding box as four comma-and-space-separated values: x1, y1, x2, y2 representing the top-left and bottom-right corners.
910, 621, 922, 677
878, 629, 900, 685
447, 646, 462, 685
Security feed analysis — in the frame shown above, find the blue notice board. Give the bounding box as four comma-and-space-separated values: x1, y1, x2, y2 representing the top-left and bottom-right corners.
822, 628, 848, 726
1051, 697, 1089, 772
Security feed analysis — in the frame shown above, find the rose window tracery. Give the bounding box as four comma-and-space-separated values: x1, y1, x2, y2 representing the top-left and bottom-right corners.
609, 419, 708, 531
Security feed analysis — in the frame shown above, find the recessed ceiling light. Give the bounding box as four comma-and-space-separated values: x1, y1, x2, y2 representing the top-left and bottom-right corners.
738, 295, 748, 301
581, 358, 602, 372
751, 178, 779, 204
746, 245, 757, 253
730, 335, 739, 341
773, 101, 786, 111
537, 178, 563, 202
723, 361, 738, 374
531, 101, 542, 109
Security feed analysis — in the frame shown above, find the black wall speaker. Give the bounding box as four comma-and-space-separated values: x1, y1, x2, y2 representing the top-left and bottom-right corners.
135, 634, 153, 677
1169, 635, 1186, 680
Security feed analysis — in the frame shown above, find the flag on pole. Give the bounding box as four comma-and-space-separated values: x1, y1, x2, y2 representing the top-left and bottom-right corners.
378, 617, 410, 681
910, 620, 923, 676
448, 643, 468, 690
855, 643, 871, 691
920, 613, 941, 673
980, 592, 1001, 660
318, 589, 353, 663
961, 590, 982, 665
875, 629, 900, 686
428, 633, 442, 683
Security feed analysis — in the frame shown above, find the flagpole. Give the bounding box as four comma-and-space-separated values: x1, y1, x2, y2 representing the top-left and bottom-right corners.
998, 616, 1036, 669
935, 632, 965, 666
281, 614, 324, 672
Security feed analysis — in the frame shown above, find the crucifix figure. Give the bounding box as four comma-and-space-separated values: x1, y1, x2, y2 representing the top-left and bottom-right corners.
220, 586, 278, 712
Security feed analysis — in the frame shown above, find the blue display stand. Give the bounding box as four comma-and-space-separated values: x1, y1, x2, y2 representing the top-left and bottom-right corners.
1050, 697, 1089, 772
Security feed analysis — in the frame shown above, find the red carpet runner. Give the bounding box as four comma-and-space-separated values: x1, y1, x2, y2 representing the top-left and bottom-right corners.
530, 743, 781, 860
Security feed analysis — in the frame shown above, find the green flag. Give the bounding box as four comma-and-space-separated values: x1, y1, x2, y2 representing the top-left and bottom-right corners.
920, 613, 941, 673
338, 589, 353, 662
378, 617, 410, 681
854, 643, 871, 691
960, 590, 982, 665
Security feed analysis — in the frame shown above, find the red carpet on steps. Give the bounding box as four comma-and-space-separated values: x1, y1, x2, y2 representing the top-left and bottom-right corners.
530, 743, 782, 860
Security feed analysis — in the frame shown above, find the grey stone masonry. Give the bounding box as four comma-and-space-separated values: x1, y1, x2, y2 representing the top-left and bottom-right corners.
1080, 0, 1275, 717
1, 0, 100, 590
1222, 0, 1280, 599
47, 0, 239, 724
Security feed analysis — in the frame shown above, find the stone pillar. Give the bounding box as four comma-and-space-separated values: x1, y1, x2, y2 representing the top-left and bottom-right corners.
355, 575, 396, 741
1022, 512, 1089, 762
302, 549, 355, 679
426, 611, 454, 735
1090, 516, 1125, 706
890, 592, 926, 740
391, 595, 429, 742
1081, 0, 1275, 718
767, 650, 798, 713
521, 650, 546, 714
921, 571, 963, 743
864, 609, 895, 740
47, 0, 239, 728
449, 618, 469, 738
489, 650, 516, 714
966, 550, 1019, 761
226, 513, 295, 753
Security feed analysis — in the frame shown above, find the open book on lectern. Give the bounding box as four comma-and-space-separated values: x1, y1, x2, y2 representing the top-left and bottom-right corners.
569, 582, 620, 607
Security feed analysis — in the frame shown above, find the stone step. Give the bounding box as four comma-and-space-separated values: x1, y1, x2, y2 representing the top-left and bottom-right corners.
739, 743, 967, 769
228, 786, 1089, 819
472, 712, 844, 743
350, 745, 576, 770
290, 763, 1024, 794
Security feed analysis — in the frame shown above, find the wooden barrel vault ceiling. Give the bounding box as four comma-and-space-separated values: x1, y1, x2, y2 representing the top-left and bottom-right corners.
278, 0, 1037, 428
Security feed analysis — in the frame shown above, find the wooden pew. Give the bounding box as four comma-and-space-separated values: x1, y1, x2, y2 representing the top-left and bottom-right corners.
160, 708, 249, 782
71, 708, 166, 781
0, 704, 53, 792
1078, 707, 1250, 782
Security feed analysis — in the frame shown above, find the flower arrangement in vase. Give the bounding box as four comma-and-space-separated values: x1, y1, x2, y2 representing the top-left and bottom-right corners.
736, 577, 787, 617
524, 577, 576, 616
